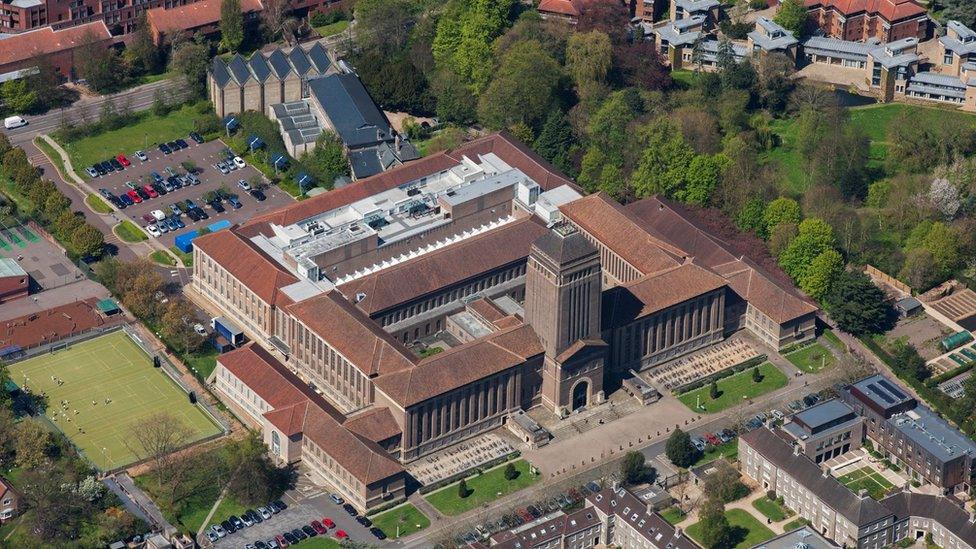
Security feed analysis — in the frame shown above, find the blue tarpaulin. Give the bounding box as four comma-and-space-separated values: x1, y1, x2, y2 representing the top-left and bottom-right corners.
173, 221, 231, 253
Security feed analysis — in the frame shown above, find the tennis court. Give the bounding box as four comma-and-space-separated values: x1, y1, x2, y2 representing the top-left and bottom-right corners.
836, 466, 895, 499
7, 330, 222, 471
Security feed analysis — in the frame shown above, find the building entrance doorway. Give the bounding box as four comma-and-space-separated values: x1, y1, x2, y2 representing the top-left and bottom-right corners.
572, 381, 588, 411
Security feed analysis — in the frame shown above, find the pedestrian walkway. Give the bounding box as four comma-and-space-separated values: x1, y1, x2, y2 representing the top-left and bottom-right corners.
104, 473, 174, 534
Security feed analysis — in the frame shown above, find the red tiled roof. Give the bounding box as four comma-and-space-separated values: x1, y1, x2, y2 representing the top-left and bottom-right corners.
711, 258, 817, 324
0, 476, 13, 500
216, 343, 308, 409
538, 0, 585, 17
193, 228, 298, 307
343, 407, 401, 443
804, 0, 926, 22
0, 21, 111, 68
147, 0, 264, 35
602, 263, 728, 330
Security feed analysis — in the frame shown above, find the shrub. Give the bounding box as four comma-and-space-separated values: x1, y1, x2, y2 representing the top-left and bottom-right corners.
310, 9, 347, 27
458, 479, 471, 499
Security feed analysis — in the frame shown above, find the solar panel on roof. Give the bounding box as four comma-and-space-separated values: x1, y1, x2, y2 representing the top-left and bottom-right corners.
867, 383, 895, 404
877, 379, 906, 400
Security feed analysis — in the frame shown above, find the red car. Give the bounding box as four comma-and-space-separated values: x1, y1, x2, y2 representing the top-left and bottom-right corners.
275, 534, 289, 547
322, 518, 335, 529
334, 530, 348, 540
704, 432, 721, 446
126, 189, 142, 203
311, 520, 328, 535
116, 154, 131, 167
142, 184, 158, 198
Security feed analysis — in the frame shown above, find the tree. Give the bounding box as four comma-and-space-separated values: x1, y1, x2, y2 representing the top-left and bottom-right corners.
703, 461, 749, 503
533, 109, 574, 175
15, 419, 52, 468
751, 366, 761, 383
0, 408, 16, 467
261, 0, 292, 42
921, 221, 960, 278
615, 39, 672, 91
630, 117, 696, 199
566, 31, 613, 89
302, 130, 349, 188
0, 79, 39, 113
504, 462, 518, 480
220, 0, 245, 52
801, 248, 844, 300
774, 0, 808, 37
891, 339, 929, 381
227, 432, 293, 505
21, 464, 90, 540
77, 32, 127, 92
69, 223, 105, 259
779, 217, 836, 281
355, 0, 417, 56
621, 451, 650, 485
476, 40, 561, 129
763, 197, 801, 238
127, 14, 160, 74
170, 39, 210, 97
709, 380, 719, 400
121, 269, 165, 321
665, 428, 699, 468
160, 299, 204, 354
433, 0, 517, 93
736, 197, 766, 235
698, 496, 733, 549
929, 177, 962, 221
824, 270, 893, 336
125, 413, 197, 507
431, 69, 477, 124
899, 248, 939, 291
354, 51, 434, 115
458, 478, 471, 498
680, 154, 727, 206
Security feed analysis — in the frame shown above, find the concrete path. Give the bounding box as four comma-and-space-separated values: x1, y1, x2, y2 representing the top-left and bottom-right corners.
104, 473, 173, 533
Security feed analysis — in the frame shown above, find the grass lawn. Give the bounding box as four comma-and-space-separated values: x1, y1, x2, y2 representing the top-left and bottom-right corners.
678, 362, 788, 413
115, 220, 147, 243
670, 69, 698, 89
296, 538, 341, 549
184, 343, 219, 381
425, 459, 539, 516
783, 518, 811, 531
170, 245, 193, 267
56, 102, 201, 174
315, 20, 349, 37
7, 331, 222, 470
371, 503, 430, 539
86, 193, 113, 214
693, 440, 739, 466
185, 493, 247, 534
150, 249, 177, 266
687, 508, 775, 549
752, 496, 791, 522
836, 467, 894, 500
33, 137, 68, 179
661, 506, 686, 525
822, 329, 845, 352
785, 343, 835, 373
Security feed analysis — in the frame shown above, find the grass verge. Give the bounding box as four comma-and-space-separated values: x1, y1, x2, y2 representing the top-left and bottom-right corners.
785, 342, 835, 373
686, 508, 775, 549
678, 362, 788, 413
752, 496, 791, 522
425, 459, 538, 516
114, 220, 147, 243
371, 503, 430, 539
33, 137, 70, 180
661, 506, 686, 525
315, 20, 349, 37
783, 518, 811, 531
693, 440, 739, 466
150, 249, 177, 266
170, 245, 194, 267
86, 193, 113, 214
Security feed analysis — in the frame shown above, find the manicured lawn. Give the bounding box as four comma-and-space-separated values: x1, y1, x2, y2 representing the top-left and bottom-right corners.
822, 329, 845, 352
315, 20, 349, 37
670, 69, 698, 89
115, 220, 147, 242
686, 508, 775, 549
693, 440, 739, 466
296, 538, 341, 549
170, 245, 193, 267
33, 137, 68, 179
785, 343, 835, 373
425, 459, 539, 516
85, 193, 113, 214
678, 362, 788, 413
783, 518, 811, 531
836, 467, 894, 500
185, 343, 219, 381
371, 503, 430, 539
189, 494, 247, 534
752, 496, 791, 522
150, 249, 177, 266
661, 506, 686, 525
56, 102, 201, 174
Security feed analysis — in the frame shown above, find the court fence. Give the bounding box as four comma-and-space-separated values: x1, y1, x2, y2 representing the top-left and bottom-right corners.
2, 323, 122, 364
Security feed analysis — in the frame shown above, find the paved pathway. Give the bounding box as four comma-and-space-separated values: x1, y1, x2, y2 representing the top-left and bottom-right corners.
105, 473, 173, 533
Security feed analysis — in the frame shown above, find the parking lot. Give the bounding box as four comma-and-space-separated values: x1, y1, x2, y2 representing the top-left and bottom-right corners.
88, 139, 293, 247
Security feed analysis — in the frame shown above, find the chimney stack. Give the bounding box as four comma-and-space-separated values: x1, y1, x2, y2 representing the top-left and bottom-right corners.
793, 444, 801, 456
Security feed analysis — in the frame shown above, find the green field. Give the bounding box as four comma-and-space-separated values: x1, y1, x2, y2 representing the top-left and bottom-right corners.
783, 518, 811, 531
371, 503, 430, 539
678, 362, 788, 413
752, 496, 791, 522
425, 459, 538, 516
661, 506, 686, 525
7, 331, 222, 470
57, 103, 201, 175
86, 193, 113, 214
115, 220, 147, 242
785, 343, 835, 373
836, 467, 894, 500
295, 538, 341, 549
315, 20, 349, 37
686, 508, 775, 549
693, 440, 739, 466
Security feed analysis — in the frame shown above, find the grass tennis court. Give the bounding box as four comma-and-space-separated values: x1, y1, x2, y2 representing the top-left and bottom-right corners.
7, 330, 222, 471
836, 467, 894, 499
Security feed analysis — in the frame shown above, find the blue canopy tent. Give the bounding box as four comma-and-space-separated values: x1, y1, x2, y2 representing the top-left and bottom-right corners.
295, 172, 314, 194
247, 135, 265, 151
271, 153, 289, 172
223, 116, 239, 135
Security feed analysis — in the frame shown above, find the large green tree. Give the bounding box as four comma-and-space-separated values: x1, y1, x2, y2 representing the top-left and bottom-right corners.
220, 0, 245, 52
824, 270, 893, 336
433, 0, 516, 93
476, 40, 561, 129
665, 428, 698, 468
630, 118, 696, 199
354, 0, 418, 55
774, 0, 808, 37
170, 40, 210, 96
621, 451, 655, 485
0, 79, 38, 113
302, 131, 349, 189
779, 217, 836, 281
801, 248, 844, 300
566, 31, 613, 89
698, 496, 733, 549
533, 109, 574, 176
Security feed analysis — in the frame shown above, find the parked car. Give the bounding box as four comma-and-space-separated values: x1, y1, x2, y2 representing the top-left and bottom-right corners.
166, 140, 180, 151
150, 171, 163, 183
100, 160, 115, 173
215, 162, 230, 174
126, 190, 142, 203
322, 518, 335, 529
691, 436, 706, 452
291, 528, 306, 541
355, 515, 372, 527
110, 158, 124, 171
250, 189, 266, 201
228, 195, 242, 209
233, 156, 247, 169
119, 193, 134, 206
704, 432, 721, 446
282, 532, 297, 544
342, 503, 358, 516
159, 143, 172, 155
168, 203, 183, 216
370, 527, 386, 540
109, 196, 124, 209
221, 519, 235, 534
334, 530, 348, 540
135, 187, 150, 200
275, 534, 288, 547
143, 185, 158, 199
193, 207, 209, 220
771, 409, 785, 420
719, 429, 735, 443
151, 182, 167, 196
93, 163, 107, 176
229, 515, 245, 530
258, 507, 272, 520
255, 542, 268, 549
210, 200, 225, 213
86, 166, 99, 178
186, 173, 201, 185
157, 221, 169, 234
135, 150, 148, 162
210, 524, 226, 538
116, 154, 131, 167
175, 138, 189, 149
311, 521, 327, 535
273, 500, 287, 512
189, 131, 204, 144
745, 418, 763, 431
302, 525, 316, 537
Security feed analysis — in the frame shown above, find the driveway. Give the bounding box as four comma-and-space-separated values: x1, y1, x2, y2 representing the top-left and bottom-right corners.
88, 139, 293, 248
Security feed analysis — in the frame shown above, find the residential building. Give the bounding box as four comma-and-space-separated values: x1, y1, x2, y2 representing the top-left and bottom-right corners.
0, 20, 111, 82
752, 526, 839, 549
781, 398, 864, 464
0, 476, 19, 523
0, 258, 29, 303
489, 506, 603, 548
653, 16, 796, 70
635, 0, 658, 23
804, 0, 928, 43
192, 131, 818, 509
588, 486, 697, 549
882, 491, 976, 549
146, 0, 262, 44
748, 17, 799, 60
839, 374, 976, 494
670, 0, 720, 25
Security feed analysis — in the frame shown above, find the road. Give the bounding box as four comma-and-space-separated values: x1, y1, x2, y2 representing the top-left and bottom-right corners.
2, 79, 188, 146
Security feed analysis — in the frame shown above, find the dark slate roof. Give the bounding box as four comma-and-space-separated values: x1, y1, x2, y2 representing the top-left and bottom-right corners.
248, 53, 272, 82
308, 73, 393, 149
267, 49, 291, 78
226, 54, 251, 84
288, 46, 312, 76
532, 224, 597, 265
307, 42, 332, 73
881, 492, 976, 547
741, 427, 893, 526
211, 57, 232, 87
348, 148, 384, 179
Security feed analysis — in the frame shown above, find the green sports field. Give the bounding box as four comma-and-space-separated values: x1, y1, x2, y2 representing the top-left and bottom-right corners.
7, 330, 222, 470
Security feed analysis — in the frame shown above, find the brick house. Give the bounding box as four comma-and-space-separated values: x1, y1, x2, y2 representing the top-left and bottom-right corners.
0, 20, 112, 82
804, 0, 928, 43
145, 0, 262, 45
0, 477, 20, 523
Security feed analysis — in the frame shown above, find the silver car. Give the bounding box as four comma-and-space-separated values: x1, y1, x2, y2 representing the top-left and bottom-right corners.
211, 524, 227, 538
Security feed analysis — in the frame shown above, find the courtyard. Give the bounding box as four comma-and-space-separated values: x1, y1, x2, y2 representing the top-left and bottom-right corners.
835, 465, 897, 500
7, 329, 223, 470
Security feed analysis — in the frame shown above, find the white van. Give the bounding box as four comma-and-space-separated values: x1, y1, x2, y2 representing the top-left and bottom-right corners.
3, 116, 26, 130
